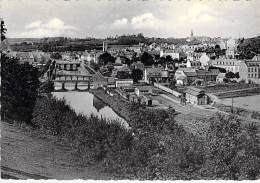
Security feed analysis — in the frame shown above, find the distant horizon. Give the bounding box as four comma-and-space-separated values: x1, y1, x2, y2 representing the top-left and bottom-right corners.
6, 33, 260, 40
2, 0, 260, 39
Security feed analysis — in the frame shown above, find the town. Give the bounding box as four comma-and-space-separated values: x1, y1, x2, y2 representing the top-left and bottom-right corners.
1, 0, 260, 180
4, 31, 260, 115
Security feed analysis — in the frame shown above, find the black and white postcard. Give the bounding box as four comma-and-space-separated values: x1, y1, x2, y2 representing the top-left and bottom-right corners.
1, 0, 260, 181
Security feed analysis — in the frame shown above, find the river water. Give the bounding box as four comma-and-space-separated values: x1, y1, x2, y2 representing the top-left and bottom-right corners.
52, 92, 129, 128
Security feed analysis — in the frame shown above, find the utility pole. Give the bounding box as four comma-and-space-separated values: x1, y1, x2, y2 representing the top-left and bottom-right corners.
231, 97, 234, 114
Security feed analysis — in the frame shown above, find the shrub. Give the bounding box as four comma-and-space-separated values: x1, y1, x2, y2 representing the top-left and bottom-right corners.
203, 114, 260, 179
1, 54, 40, 123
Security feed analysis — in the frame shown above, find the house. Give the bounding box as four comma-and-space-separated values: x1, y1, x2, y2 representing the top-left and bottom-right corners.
140, 95, 153, 106
216, 40, 227, 50
16, 52, 34, 64
246, 61, 260, 84
176, 75, 187, 85
199, 52, 210, 67
135, 86, 153, 96
81, 51, 99, 64
129, 93, 153, 106
185, 86, 209, 105
175, 68, 197, 85
111, 64, 131, 78
144, 67, 163, 83
210, 58, 241, 73
160, 50, 180, 60
186, 60, 202, 69
216, 73, 226, 83
113, 63, 126, 70
130, 45, 142, 53
115, 79, 134, 88
115, 56, 123, 64
175, 67, 219, 85
143, 65, 174, 84
225, 38, 238, 59
252, 54, 260, 61
131, 61, 145, 71
196, 69, 219, 82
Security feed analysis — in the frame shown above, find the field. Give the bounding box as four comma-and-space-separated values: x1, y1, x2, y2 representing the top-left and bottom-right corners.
197, 83, 260, 94
218, 95, 260, 112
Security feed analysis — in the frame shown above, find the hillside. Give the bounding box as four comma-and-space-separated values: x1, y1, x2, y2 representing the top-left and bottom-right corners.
237, 36, 260, 59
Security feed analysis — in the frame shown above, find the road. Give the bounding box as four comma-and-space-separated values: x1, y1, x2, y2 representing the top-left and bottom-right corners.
153, 94, 216, 118
1, 121, 111, 180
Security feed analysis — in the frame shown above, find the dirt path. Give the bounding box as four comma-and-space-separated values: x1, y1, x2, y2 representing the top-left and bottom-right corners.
1, 121, 111, 180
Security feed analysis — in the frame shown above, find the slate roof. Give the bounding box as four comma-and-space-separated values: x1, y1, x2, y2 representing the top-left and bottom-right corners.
146, 67, 162, 76
185, 86, 205, 96
196, 70, 219, 76
245, 61, 260, 67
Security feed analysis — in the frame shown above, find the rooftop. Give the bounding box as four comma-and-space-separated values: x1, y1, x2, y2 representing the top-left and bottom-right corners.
185, 86, 205, 96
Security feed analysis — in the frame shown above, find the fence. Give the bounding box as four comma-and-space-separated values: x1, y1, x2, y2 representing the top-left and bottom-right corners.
154, 83, 181, 97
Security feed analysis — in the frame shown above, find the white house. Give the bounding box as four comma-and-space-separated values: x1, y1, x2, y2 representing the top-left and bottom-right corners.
199, 53, 210, 67
225, 38, 238, 59
115, 79, 133, 88
160, 50, 180, 60
187, 60, 202, 69
210, 58, 241, 73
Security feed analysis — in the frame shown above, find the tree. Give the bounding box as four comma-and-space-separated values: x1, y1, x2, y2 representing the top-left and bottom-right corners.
140, 52, 154, 66
234, 72, 239, 79
215, 44, 221, 50
121, 56, 133, 66
131, 69, 143, 82
203, 114, 260, 179
165, 55, 173, 63
209, 66, 226, 73
1, 54, 40, 123
116, 70, 131, 79
99, 52, 116, 65
1, 19, 7, 42
226, 71, 236, 79
50, 52, 62, 60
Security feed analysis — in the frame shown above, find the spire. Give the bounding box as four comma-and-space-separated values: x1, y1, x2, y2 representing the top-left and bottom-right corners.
191, 29, 194, 38
165, 63, 168, 71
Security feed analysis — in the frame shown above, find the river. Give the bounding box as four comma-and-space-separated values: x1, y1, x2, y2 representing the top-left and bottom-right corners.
52, 91, 129, 128
219, 94, 260, 112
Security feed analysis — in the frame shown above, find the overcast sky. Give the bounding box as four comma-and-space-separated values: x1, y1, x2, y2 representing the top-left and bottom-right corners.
1, 0, 260, 39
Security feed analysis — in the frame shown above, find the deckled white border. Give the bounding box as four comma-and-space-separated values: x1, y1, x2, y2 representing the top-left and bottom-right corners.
0, 179, 260, 183
1, 180, 260, 183
1, 0, 259, 182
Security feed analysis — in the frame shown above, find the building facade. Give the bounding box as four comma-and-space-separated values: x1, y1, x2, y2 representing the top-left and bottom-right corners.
185, 87, 209, 105
210, 59, 241, 73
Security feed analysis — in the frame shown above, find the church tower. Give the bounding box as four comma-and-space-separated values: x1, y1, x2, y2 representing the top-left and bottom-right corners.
190, 29, 194, 39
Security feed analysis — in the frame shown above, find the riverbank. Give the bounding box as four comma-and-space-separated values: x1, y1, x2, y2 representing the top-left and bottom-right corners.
52, 91, 127, 125
89, 89, 132, 122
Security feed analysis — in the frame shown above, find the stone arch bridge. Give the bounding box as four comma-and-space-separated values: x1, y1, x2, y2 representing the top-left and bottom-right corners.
52, 74, 93, 91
